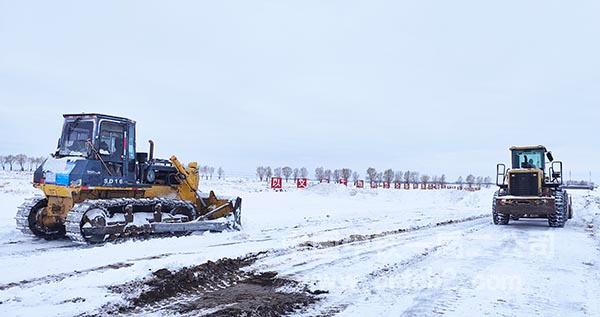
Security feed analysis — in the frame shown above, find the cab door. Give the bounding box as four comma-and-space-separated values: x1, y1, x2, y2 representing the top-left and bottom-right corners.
98, 120, 127, 179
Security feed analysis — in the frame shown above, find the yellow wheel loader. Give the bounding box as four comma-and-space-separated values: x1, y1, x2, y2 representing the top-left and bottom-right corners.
16, 113, 241, 244
494, 145, 572, 227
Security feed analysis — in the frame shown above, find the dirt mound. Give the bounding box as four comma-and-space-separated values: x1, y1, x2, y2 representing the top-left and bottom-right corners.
91, 253, 324, 316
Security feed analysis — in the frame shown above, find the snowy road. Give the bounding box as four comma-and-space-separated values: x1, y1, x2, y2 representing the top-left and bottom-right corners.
0, 172, 599, 316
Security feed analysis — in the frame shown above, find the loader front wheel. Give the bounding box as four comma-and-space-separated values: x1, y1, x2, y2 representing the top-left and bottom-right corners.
548, 190, 566, 228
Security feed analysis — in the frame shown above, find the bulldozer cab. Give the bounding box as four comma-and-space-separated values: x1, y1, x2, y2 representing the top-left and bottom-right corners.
57, 114, 137, 180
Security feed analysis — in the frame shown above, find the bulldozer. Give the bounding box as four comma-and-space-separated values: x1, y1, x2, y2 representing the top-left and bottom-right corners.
16, 113, 242, 244
493, 145, 572, 227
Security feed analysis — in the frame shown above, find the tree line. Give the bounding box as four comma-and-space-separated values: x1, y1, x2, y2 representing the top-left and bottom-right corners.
199, 166, 225, 180
256, 166, 309, 182
0, 154, 46, 172
257, 166, 492, 187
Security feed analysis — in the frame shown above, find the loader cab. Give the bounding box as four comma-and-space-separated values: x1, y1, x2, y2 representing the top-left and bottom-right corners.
56, 113, 137, 185
511, 146, 546, 170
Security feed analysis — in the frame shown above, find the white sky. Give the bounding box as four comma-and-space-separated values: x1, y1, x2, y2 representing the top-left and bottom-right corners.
1, 0, 598, 181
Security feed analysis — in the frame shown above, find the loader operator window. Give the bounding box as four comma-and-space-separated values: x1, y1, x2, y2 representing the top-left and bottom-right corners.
59, 120, 94, 156
513, 150, 544, 169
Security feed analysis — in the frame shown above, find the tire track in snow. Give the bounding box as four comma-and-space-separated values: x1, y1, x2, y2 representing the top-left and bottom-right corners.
0, 253, 178, 291
0, 213, 489, 310
301, 219, 490, 315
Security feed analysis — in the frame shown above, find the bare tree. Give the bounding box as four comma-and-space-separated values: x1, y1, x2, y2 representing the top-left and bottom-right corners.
352, 171, 360, 182
6, 155, 16, 171
440, 174, 447, 186
293, 168, 299, 181
376, 172, 383, 183
265, 167, 272, 181
0, 155, 5, 171
476, 176, 483, 187
483, 176, 492, 188
274, 167, 282, 178
208, 167, 215, 179
466, 174, 475, 188
432, 175, 439, 184
300, 167, 308, 178
315, 167, 324, 181
217, 167, 224, 180
366, 168, 377, 183
404, 171, 411, 183
457, 176, 464, 185
394, 171, 403, 183
383, 169, 394, 183
409, 171, 420, 183
341, 168, 352, 181
323, 169, 332, 182
420, 174, 431, 185
333, 169, 341, 182
256, 166, 266, 181
282, 166, 293, 182
15, 154, 27, 171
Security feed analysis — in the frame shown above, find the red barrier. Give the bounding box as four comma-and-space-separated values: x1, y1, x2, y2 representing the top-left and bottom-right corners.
370, 181, 378, 188
356, 180, 364, 188
271, 177, 283, 189
339, 178, 348, 186
297, 178, 308, 189
383, 182, 390, 189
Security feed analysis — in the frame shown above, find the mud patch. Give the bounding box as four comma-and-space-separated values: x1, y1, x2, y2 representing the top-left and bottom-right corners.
90, 253, 324, 316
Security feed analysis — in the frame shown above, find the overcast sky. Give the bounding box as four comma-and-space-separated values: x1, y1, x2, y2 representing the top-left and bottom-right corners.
1, 0, 598, 181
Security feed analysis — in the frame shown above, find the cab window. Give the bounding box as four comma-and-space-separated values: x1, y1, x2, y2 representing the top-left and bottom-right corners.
99, 121, 125, 159
513, 150, 544, 169
59, 120, 94, 156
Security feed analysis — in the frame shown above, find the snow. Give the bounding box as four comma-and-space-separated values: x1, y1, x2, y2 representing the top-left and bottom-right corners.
0, 171, 599, 316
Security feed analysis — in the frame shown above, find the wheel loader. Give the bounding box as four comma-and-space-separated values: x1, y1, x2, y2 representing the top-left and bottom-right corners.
16, 113, 241, 244
493, 145, 572, 227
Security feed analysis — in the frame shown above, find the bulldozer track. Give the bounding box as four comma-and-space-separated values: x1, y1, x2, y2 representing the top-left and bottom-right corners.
65, 197, 196, 244
14, 196, 45, 237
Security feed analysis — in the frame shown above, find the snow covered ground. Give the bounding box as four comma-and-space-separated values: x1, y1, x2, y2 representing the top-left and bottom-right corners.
0, 171, 599, 316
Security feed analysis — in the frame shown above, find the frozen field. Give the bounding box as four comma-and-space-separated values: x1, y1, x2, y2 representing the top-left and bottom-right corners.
0, 171, 599, 316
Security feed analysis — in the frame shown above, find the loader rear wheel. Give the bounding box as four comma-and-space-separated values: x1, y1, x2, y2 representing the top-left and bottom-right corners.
16, 198, 66, 240
492, 191, 509, 225
568, 195, 573, 219
548, 190, 566, 228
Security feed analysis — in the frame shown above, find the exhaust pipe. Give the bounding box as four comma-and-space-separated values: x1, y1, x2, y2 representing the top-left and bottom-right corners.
149, 140, 154, 160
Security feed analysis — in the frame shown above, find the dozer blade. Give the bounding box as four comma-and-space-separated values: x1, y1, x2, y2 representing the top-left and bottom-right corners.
196, 191, 242, 227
